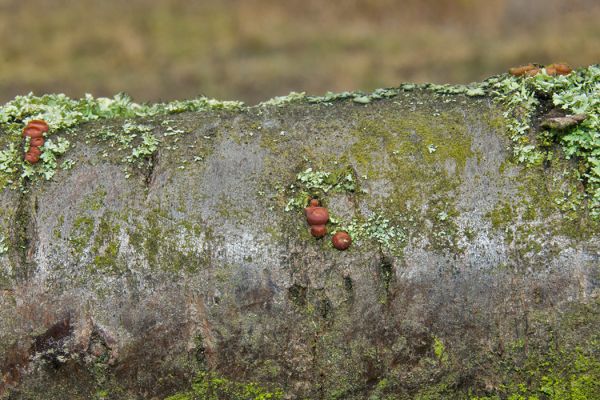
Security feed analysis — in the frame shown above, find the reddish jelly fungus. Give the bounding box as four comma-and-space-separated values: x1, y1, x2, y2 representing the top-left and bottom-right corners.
22, 127, 44, 139
304, 199, 330, 239
332, 231, 352, 251
30, 137, 45, 147
310, 225, 327, 238
548, 63, 572, 75
27, 146, 41, 157
27, 120, 49, 133
307, 208, 329, 226
25, 150, 40, 164
305, 199, 329, 226
304, 199, 319, 218
509, 64, 536, 76
22, 120, 49, 164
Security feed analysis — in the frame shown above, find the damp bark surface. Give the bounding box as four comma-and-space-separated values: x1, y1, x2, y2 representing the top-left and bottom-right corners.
0, 90, 598, 399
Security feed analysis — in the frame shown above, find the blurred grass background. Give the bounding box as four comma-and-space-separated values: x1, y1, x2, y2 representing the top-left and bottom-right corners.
0, 0, 599, 105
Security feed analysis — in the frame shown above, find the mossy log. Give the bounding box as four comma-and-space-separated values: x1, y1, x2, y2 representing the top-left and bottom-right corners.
0, 89, 598, 399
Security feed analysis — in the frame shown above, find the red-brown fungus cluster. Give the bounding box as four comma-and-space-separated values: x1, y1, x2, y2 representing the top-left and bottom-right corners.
304, 198, 352, 251
509, 63, 572, 77
305, 199, 329, 238
22, 120, 49, 164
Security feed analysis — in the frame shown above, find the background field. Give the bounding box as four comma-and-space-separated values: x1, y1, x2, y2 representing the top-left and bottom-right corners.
0, 0, 599, 104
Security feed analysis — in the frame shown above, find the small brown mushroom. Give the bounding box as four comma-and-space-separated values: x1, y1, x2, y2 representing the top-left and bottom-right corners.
22, 127, 44, 139
27, 120, 49, 133
22, 120, 49, 164
509, 64, 536, 76
332, 231, 352, 251
547, 63, 572, 75
305, 199, 329, 226
24, 147, 42, 164
304, 199, 320, 218
310, 225, 327, 238
525, 68, 541, 77
29, 137, 45, 147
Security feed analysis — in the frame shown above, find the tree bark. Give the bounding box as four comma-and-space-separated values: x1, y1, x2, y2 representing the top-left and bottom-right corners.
0, 91, 598, 399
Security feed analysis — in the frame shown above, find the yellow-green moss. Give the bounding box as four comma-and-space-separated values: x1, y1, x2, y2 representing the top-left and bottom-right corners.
69, 216, 95, 255
89, 214, 123, 274
163, 371, 284, 400
125, 208, 206, 274
487, 158, 599, 242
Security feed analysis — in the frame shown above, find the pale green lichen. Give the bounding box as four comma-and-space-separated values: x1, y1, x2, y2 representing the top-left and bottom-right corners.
257, 91, 306, 107
483, 65, 600, 217
0, 234, 8, 255
284, 167, 356, 211
335, 213, 406, 251
0, 93, 244, 189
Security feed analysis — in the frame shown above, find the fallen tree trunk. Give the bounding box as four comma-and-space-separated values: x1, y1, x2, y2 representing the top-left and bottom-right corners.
0, 87, 598, 399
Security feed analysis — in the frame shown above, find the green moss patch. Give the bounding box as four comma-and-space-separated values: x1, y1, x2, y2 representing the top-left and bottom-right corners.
163, 371, 284, 400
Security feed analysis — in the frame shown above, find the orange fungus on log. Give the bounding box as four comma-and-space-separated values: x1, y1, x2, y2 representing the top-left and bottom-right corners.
332, 231, 352, 251
304, 199, 330, 239
30, 137, 45, 147
305, 199, 329, 226
27, 146, 41, 157
547, 63, 572, 75
27, 120, 49, 133
310, 225, 327, 238
22, 120, 49, 164
509, 64, 536, 76
25, 149, 41, 164
22, 127, 44, 139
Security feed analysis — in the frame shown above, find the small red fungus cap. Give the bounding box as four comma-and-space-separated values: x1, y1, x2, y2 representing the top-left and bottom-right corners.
509, 64, 536, 76
304, 199, 320, 218
548, 63, 572, 75
24, 149, 41, 164
306, 207, 329, 226
332, 231, 352, 251
27, 120, 49, 133
30, 137, 45, 147
22, 127, 44, 138
310, 225, 327, 238
27, 146, 42, 157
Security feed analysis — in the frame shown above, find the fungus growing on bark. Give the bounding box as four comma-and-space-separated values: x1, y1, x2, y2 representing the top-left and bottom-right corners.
509, 64, 536, 76
22, 127, 44, 139
332, 231, 352, 250
30, 137, 45, 147
525, 68, 541, 77
310, 225, 327, 238
22, 120, 49, 164
305, 199, 329, 225
27, 120, 49, 133
509, 63, 572, 77
24, 147, 41, 164
305, 199, 329, 238
547, 63, 572, 75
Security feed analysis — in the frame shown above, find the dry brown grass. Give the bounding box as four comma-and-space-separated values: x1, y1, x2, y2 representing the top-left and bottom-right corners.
0, 0, 598, 104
